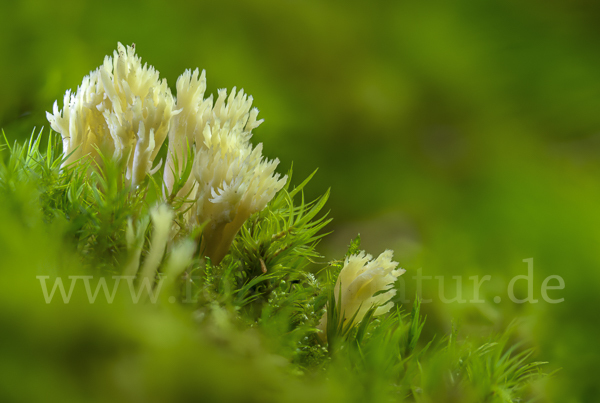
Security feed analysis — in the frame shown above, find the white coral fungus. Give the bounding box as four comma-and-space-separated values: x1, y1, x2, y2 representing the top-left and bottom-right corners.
48, 43, 287, 264
46, 42, 177, 188
322, 250, 405, 333
164, 69, 286, 264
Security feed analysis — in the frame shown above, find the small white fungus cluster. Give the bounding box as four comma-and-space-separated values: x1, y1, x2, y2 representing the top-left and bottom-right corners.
320, 250, 405, 337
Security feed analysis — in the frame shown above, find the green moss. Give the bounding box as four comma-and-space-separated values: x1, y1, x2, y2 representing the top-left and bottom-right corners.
0, 129, 546, 402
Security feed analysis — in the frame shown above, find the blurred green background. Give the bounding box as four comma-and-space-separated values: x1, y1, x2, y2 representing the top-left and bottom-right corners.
2, 0, 600, 401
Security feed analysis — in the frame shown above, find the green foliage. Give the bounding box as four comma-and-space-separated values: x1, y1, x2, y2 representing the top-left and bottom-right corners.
0, 130, 153, 270
231, 169, 331, 274
413, 324, 547, 403
0, 129, 547, 402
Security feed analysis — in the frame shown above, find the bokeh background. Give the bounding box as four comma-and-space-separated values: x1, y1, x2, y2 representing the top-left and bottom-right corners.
2, 0, 599, 401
